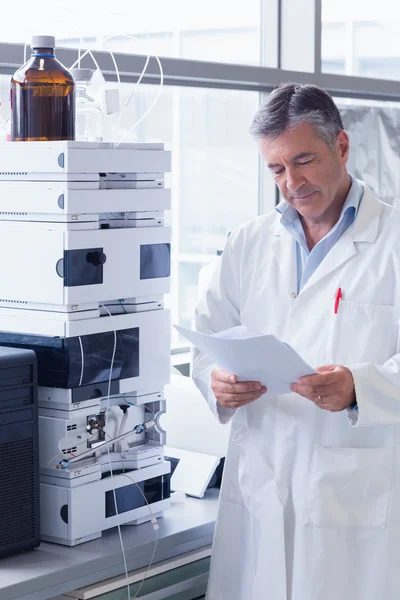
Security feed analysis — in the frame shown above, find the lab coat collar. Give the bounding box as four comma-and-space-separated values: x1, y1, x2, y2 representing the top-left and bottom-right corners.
271, 182, 383, 298
351, 181, 382, 244
275, 173, 362, 227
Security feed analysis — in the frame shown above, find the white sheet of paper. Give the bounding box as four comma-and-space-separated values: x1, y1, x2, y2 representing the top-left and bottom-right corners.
175, 324, 317, 397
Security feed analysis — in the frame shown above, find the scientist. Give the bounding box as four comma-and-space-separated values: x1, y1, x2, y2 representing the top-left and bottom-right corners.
193, 82, 400, 600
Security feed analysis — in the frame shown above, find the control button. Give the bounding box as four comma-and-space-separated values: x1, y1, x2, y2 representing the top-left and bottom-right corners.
86, 251, 107, 266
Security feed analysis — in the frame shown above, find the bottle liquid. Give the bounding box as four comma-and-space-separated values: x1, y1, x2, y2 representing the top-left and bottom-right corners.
10, 35, 75, 141
71, 68, 103, 142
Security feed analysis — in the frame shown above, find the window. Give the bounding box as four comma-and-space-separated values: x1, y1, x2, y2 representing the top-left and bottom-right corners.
321, 21, 345, 75
322, 0, 400, 80
111, 83, 260, 347
0, 0, 262, 66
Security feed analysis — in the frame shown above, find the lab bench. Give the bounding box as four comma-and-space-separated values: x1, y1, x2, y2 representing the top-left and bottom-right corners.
0, 491, 218, 600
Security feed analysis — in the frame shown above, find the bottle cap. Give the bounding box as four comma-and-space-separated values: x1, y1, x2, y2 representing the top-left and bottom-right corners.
70, 68, 93, 82
31, 35, 56, 49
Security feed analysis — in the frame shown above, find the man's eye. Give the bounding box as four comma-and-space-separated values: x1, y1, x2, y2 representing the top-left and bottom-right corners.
272, 168, 284, 175
298, 160, 312, 166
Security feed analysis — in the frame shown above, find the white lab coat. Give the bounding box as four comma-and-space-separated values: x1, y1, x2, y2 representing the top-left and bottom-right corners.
192, 183, 400, 600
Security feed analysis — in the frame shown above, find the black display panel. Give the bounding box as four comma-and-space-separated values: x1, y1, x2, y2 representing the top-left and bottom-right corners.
0, 328, 139, 389
140, 243, 171, 280
105, 475, 170, 518
64, 248, 106, 287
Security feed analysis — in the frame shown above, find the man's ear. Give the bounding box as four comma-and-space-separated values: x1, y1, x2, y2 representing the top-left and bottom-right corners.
336, 130, 350, 164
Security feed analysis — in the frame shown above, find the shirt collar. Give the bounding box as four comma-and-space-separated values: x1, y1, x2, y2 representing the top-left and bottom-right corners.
276, 173, 362, 226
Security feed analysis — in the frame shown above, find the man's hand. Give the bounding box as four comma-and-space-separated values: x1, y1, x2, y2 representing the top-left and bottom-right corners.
290, 365, 355, 412
211, 368, 267, 409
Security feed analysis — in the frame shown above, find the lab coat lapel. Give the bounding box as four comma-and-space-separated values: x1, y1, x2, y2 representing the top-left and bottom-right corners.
299, 185, 383, 295
299, 230, 356, 294
271, 224, 298, 299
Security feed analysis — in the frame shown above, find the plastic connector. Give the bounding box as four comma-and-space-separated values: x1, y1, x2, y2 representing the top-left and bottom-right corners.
105, 88, 120, 115
56, 459, 70, 470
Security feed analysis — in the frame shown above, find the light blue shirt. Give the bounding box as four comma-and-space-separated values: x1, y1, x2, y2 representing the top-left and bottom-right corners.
276, 175, 364, 293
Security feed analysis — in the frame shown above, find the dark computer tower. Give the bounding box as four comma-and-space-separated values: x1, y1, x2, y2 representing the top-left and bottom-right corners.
0, 347, 40, 558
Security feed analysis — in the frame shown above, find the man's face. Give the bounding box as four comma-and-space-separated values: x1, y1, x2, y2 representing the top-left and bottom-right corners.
259, 122, 350, 221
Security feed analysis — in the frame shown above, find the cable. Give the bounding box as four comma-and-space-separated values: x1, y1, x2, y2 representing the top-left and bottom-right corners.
90, 23, 160, 146
123, 398, 155, 417
61, 424, 146, 467
117, 406, 130, 453
101, 434, 159, 600
68, 35, 152, 146
47, 432, 96, 467
101, 30, 150, 135
78, 336, 85, 387
98, 302, 133, 599
82, 29, 155, 145
99, 304, 160, 600
66, 13, 149, 119
102, 433, 159, 599
119, 470, 159, 599
114, 54, 164, 147
68, 45, 101, 73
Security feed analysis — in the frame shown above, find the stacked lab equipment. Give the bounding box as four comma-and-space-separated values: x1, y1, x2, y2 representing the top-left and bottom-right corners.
0, 141, 172, 546
0, 347, 40, 557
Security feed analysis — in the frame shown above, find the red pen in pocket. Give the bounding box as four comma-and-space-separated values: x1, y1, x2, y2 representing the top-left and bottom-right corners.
334, 287, 342, 314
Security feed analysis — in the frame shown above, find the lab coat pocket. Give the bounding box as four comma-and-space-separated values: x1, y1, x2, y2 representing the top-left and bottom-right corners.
304, 445, 394, 529
324, 300, 397, 365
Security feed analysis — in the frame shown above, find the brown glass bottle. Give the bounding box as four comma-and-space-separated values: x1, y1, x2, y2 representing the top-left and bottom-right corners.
11, 35, 75, 141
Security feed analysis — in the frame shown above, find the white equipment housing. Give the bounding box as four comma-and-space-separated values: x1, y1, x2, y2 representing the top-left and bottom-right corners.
0, 141, 172, 545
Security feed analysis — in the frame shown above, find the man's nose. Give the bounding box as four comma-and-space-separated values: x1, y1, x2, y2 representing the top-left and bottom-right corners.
286, 168, 306, 192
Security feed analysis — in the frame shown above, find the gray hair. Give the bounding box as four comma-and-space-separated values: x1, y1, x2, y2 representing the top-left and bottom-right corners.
250, 83, 344, 151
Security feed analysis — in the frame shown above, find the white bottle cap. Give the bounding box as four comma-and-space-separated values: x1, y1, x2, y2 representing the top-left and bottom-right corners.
70, 68, 93, 82
31, 35, 56, 49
